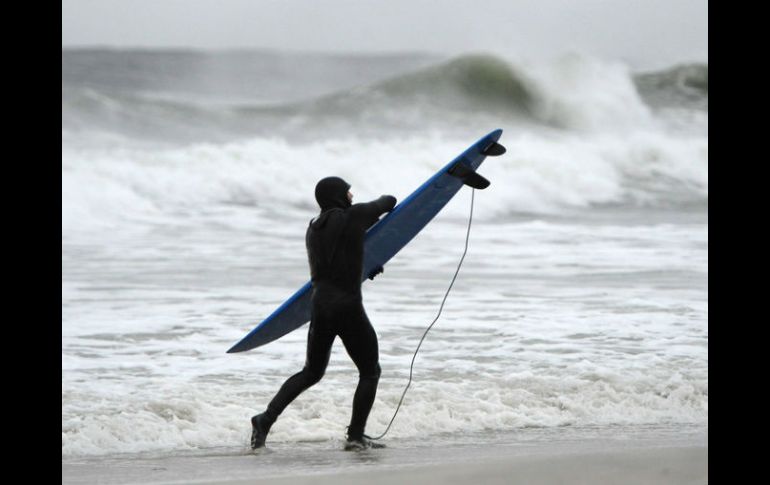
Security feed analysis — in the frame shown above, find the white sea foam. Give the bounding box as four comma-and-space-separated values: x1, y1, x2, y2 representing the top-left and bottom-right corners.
62, 215, 707, 456
62, 127, 707, 237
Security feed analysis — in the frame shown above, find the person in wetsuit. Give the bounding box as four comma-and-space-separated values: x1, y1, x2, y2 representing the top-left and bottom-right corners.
250, 176, 397, 451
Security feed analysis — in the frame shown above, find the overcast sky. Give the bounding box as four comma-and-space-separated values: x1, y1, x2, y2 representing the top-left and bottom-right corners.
62, 0, 707, 69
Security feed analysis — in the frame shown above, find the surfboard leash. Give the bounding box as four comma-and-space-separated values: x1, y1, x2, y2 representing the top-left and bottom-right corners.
365, 188, 476, 441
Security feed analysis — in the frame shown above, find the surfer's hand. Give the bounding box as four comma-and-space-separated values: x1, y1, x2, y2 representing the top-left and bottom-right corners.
368, 266, 384, 280
380, 195, 397, 212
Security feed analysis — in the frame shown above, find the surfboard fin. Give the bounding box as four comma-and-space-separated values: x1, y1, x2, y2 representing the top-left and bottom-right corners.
483, 142, 506, 156
448, 162, 491, 189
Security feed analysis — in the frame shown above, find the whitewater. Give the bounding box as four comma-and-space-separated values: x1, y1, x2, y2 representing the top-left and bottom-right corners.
62, 49, 707, 458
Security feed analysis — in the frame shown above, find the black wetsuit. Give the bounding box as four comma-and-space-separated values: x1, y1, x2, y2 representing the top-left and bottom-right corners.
262, 177, 396, 440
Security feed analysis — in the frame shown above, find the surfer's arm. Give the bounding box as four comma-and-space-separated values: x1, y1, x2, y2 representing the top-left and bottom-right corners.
350, 195, 397, 228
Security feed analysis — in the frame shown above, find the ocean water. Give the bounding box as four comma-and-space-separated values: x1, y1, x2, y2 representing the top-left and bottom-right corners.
61, 49, 707, 458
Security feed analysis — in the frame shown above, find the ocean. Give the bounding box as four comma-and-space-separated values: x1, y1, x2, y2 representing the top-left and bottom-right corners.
61, 49, 707, 459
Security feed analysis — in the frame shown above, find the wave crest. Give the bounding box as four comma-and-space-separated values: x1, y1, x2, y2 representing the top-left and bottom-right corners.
634, 63, 708, 110
62, 51, 707, 144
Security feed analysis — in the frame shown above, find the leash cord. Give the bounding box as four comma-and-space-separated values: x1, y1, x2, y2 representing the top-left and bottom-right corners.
366, 188, 475, 441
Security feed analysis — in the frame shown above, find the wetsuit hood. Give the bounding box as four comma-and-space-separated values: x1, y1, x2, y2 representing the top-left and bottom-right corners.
308, 177, 350, 268
315, 176, 351, 211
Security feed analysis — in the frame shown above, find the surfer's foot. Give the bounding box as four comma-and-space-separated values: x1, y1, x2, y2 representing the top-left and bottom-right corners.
344, 435, 386, 451
250, 413, 271, 449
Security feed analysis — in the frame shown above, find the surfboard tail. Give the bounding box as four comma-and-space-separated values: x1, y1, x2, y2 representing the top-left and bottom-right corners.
447, 138, 504, 189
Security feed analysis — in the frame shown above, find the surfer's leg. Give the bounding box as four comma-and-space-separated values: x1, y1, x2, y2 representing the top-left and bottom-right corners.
252, 315, 335, 449
264, 319, 335, 421
339, 307, 380, 440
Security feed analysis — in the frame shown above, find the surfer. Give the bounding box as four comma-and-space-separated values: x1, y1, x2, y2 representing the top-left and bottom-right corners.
251, 176, 397, 451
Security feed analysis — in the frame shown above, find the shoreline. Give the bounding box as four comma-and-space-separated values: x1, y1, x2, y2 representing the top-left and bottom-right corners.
62, 426, 707, 485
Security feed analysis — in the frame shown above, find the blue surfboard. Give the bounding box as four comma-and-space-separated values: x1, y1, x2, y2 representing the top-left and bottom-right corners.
227, 129, 505, 353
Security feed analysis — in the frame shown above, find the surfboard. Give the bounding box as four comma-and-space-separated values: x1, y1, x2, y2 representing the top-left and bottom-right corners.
227, 129, 505, 353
